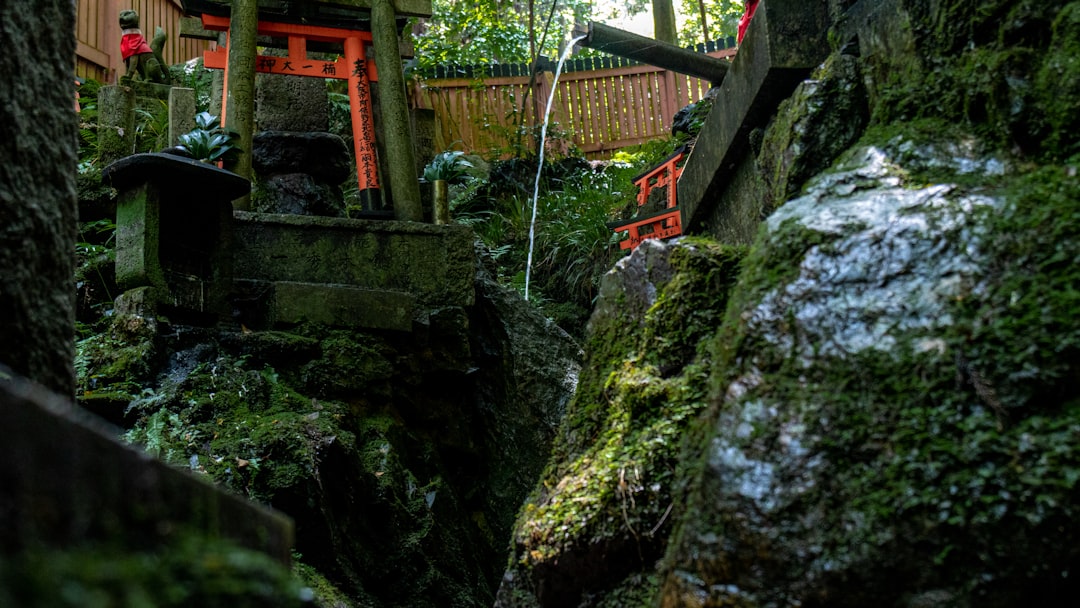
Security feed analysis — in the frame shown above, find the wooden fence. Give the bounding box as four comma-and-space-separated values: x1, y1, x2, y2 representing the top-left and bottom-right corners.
76, 0, 210, 82
412, 44, 737, 159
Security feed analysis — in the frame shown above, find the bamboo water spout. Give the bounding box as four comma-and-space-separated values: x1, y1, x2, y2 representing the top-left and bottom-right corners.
573, 21, 729, 85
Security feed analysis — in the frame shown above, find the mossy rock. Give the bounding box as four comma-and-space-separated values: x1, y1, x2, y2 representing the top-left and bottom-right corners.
658, 138, 1080, 606
498, 238, 745, 607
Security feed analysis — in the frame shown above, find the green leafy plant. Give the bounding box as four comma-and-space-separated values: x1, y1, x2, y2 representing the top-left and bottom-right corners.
134, 99, 170, 154
423, 150, 474, 184
177, 112, 241, 164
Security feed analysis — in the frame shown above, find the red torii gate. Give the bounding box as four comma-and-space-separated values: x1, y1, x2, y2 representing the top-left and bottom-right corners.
199, 14, 381, 199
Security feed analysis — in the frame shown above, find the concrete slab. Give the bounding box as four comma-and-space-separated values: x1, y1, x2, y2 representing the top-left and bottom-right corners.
678, 0, 830, 233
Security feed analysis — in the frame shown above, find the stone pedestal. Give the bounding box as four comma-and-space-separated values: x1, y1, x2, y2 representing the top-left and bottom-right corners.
98, 85, 136, 166
251, 131, 352, 216
168, 87, 197, 147
103, 153, 250, 322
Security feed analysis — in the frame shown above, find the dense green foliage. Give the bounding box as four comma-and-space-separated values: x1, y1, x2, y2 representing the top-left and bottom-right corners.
451, 137, 684, 338
413, 0, 595, 69
177, 112, 241, 164
676, 0, 743, 46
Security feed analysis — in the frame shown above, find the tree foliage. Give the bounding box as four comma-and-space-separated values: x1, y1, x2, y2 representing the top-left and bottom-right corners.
677, 0, 743, 47
412, 0, 653, 70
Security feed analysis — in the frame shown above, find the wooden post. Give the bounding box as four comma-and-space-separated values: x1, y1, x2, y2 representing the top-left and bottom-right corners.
371, 0, 422, 222
581, 22, 729, 85
345, 35, 381, 206
224, 0, 257, 209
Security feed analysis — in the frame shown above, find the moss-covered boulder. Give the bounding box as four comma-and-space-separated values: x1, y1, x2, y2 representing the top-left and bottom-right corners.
495, 238, 745, 607
500, 2, 1080, 605
658, 134, 1080, 605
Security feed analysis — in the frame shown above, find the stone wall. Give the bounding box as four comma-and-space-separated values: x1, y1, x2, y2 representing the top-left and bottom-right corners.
231, 212, 475, 331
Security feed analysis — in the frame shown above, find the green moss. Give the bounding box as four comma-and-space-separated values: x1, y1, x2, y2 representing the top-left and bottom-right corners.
950, 164, 1080, 412
299, 330, 395, 396
76, 330, 156, 402
0, 535, 306, 608
1034, 3, 1080, 158
122, 352, 357, 505
593, 572, 660, 608
865, 1, 1080, 160
294, 557, 362, 608
507, 240, 745, 603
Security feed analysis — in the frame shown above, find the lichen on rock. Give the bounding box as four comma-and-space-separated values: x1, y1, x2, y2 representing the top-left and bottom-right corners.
659, 135, 1080, 606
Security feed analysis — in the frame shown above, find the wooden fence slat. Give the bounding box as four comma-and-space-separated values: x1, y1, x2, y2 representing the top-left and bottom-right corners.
575, 78, 591, 149
632, 74, 647, 139
414, 46, 737, 159
615, 74, 631, 143
605, 74, 622, 143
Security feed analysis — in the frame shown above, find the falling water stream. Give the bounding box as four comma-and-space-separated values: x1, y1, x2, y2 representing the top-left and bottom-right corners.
524, 34, 587, 301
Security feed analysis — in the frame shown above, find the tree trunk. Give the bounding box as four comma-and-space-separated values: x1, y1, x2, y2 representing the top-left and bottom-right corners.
225, 0, 257, 210
697, 0, 710, 44
371, 0, 423, 221
0, 0, 78, 395
652, 0, 678, 44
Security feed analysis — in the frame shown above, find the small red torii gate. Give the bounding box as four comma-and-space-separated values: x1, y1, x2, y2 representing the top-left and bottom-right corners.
199, 14, 381, 199
608, 146, 688, 250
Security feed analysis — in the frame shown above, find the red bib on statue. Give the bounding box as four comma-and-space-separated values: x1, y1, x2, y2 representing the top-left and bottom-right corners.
121, 32, 153, 59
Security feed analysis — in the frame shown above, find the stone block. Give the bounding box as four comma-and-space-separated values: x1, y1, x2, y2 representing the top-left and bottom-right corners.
272, 281, 415, 331
104, 153, 250, 320
98, 85, 136, 167
168, 87, 197, 147
114, 182, 165, 291
253, 173, 345, 217
231, 211, 476, 328
256, 71, 329, 132
252, 131, 352, 182
678, 0, 830, 234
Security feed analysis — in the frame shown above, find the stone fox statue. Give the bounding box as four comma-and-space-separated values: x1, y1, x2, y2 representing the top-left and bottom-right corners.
119, 9, 169, 84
